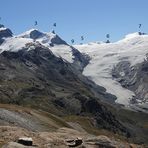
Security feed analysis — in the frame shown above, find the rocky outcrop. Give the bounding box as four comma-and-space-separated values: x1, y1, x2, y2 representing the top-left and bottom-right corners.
134, 59, 148, 104
29, 30, 44, 40
18, 137, 33, 146
112, 60, 138, 94
0, 25, 13, 44
50, 34, 67, 45
83, 98, 130, 137
0, 26, 13, 38
112, 57, 148, 111
71, 46, 91, 72
66, 138, 83, 147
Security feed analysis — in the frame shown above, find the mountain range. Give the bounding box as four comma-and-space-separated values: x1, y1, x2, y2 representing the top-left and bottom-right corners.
0, 24, 148, 147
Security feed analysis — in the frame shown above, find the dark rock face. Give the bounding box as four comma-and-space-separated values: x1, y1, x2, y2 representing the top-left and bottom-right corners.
0, 24, 5, 28
112, 61, 136, 87
0, 26, 13, 44
106, 40, 110, 43
133, 59, 148, 104
50, 34, 67, 45
83, 98, 130, 137
0, 38, 4, 45
0, 28, 13, 39
29, 30, 44, 39
71, 46, 90, 72
112, 58, 148, 108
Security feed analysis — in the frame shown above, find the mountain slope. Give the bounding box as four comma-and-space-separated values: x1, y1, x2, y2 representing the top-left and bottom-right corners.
0, 42, 130, 135
0, 105, 144, 148
0, 26, 131, 137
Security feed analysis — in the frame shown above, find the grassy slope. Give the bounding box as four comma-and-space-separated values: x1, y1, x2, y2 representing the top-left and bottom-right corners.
0, 103, 147, 147
0, 104, 70, 132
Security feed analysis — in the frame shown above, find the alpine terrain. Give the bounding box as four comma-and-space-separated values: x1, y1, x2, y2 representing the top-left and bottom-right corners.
0, 24, 148, 147
75, 33, 148, 112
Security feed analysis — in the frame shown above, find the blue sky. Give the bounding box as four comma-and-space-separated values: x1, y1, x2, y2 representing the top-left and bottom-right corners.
0, 0, 148, 43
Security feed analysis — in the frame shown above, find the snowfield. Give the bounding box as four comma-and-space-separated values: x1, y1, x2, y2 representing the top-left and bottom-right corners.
50, 45, 74, 63
0, 37, 33, 53
0, 27, 7, 31
74, 33, 148, 106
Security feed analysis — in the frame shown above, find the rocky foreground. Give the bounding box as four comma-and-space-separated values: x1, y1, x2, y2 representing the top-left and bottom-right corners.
0, 104, 146, 148
0, 126, 143, 148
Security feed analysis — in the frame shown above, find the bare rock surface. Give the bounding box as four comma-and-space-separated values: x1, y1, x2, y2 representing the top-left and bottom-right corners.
0, 126, 144, 148
2, 142, 35, 148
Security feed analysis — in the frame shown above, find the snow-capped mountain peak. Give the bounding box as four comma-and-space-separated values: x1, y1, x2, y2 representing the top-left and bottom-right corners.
0, 27, 83, 64
19, 29, 56, 41
18, 29, 75, 63
124, 32, 140, 39
117, 32, 148, 43
19, 29, 44, 39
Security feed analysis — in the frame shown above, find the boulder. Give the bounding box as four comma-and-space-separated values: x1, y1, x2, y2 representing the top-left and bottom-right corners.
66, 137, 83, 147
18, 137, 33, 146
